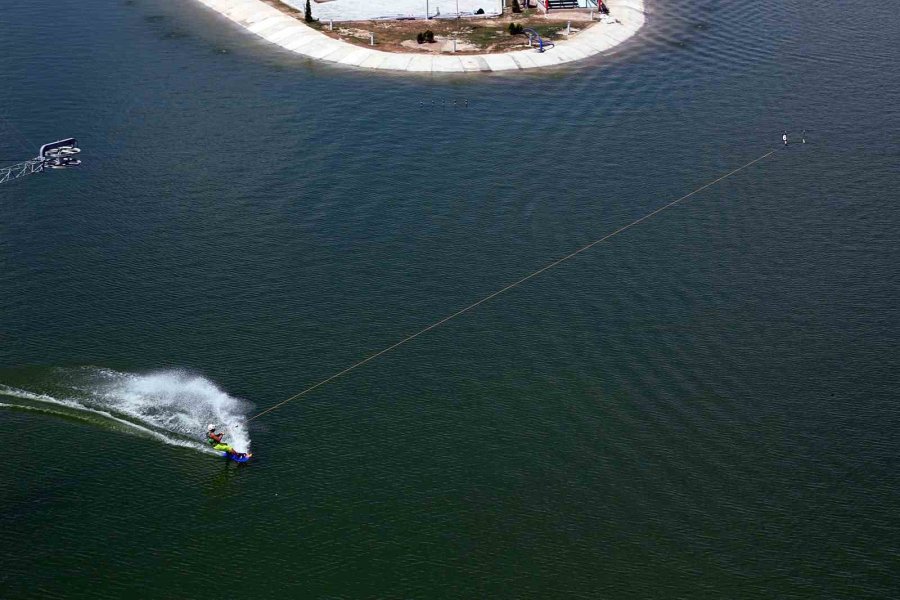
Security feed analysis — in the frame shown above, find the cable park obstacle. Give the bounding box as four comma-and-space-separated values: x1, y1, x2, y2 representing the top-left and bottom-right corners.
0, 138, 81, 185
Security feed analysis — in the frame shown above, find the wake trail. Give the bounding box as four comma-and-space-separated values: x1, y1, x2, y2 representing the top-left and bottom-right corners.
0, 368, 252, 453
0, 395, 215, 453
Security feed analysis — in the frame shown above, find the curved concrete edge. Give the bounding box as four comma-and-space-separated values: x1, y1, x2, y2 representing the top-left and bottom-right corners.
194, 0, 645, 72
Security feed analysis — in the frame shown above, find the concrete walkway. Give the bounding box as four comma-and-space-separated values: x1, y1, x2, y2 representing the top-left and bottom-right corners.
193, 0, 645, 73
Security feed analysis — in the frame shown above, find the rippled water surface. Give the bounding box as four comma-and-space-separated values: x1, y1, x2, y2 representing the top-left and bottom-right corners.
2, 0, 899, 597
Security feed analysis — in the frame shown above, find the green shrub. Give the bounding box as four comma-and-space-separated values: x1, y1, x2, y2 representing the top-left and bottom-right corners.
512, 0, 522, 13
304, 0, 314, 23
508, 22, 524, 35
424, 29, 435, 43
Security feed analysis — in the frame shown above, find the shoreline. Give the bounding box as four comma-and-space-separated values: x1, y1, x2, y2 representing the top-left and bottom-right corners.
193, 0, 645, 72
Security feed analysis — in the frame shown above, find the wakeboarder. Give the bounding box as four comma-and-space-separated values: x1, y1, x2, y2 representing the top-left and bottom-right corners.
206, 424, 250, 460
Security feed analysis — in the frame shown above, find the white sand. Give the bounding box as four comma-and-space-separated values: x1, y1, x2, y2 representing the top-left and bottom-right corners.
288, 0, 504, 21
193, 0, 646, 72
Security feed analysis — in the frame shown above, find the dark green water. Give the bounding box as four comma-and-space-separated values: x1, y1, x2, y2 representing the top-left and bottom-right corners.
2, 0, 899, 597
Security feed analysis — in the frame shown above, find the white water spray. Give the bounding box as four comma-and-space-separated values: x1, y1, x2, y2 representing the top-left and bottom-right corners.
0, 368, 252, 453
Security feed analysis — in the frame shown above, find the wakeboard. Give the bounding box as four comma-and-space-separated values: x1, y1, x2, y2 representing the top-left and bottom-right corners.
222, 452, 252, 463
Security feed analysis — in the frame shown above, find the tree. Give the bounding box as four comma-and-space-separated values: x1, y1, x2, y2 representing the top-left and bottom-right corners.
304, 0, 314, 23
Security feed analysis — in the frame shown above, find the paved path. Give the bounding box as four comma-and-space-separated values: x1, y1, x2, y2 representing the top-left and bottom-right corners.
194, 0, 645, 72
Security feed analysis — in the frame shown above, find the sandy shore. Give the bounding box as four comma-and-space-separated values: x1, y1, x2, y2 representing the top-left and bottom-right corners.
193, 0, 645, 72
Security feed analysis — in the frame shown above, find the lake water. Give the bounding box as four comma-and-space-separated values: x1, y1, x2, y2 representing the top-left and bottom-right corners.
2, 0, 899, 597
